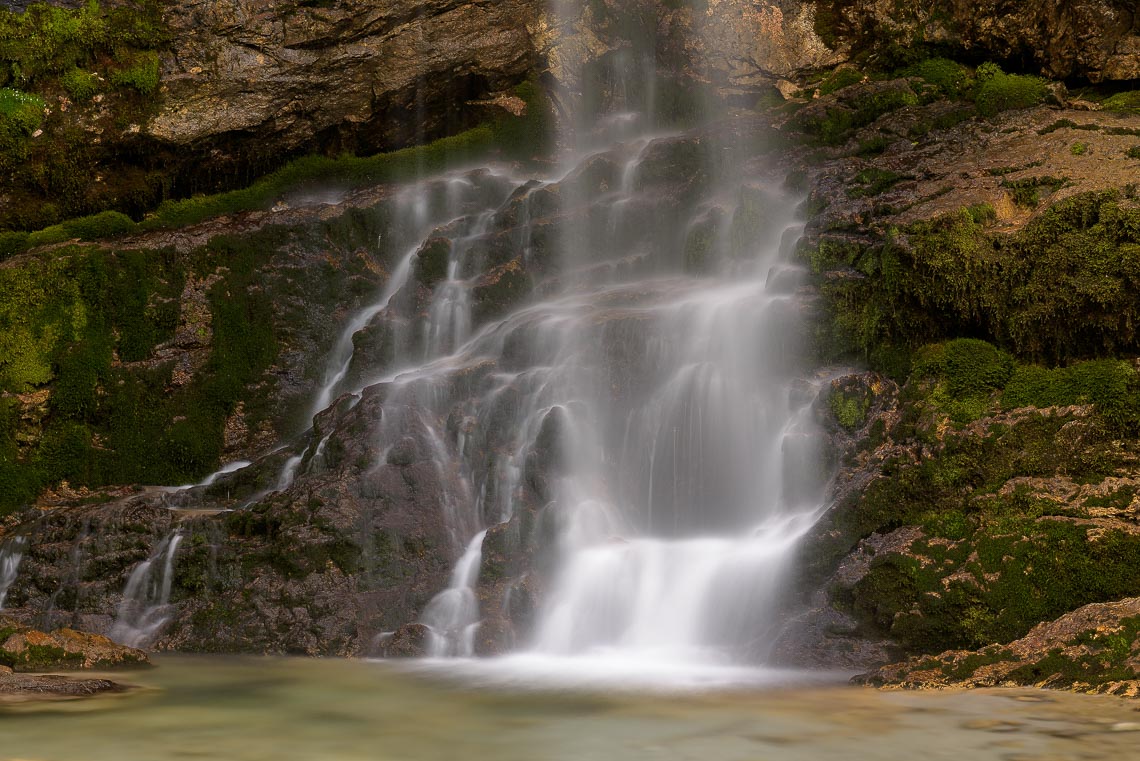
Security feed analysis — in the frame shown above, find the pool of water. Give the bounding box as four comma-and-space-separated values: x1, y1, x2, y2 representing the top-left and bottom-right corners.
2, 657, 1138, 760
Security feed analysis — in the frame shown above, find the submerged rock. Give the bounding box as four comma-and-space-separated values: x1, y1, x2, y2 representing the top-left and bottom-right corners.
0, 667, 130, 702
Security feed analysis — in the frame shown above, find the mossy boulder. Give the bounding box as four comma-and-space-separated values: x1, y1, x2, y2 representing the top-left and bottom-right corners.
0, 619, 149, 672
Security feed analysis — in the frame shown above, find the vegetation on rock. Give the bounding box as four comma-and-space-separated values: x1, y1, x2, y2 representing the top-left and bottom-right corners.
0, 0, 168, 230
808, 191, 1140, 367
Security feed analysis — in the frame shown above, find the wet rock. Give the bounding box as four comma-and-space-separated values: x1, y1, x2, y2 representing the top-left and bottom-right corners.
386, 437, 420, 467
0, 618, 150, 672
413, 238, 452, 291
0, 670, 130, 702
378, 623, 431, 657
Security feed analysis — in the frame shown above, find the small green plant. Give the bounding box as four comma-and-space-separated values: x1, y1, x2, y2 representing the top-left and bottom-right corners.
900, 58, 971, 98
0, 88, 45, 135
109, 50, 159, 96
1070, 142, 1088, 156
973, 62, 1048, 117
818, 67, 864, 96
60, 67, 100, 100
1127, 146, 1140, 160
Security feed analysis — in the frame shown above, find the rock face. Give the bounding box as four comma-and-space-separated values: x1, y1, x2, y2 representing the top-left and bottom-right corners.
776, 60, 1140, 678
815, 0, 1140, 82
534, 0, 841, 120
152, 0, 539, 173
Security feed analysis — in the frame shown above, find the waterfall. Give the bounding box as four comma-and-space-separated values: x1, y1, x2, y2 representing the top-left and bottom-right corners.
0, 535, 27, 610
346, 131, 831, 669
154, 0, 834, 680
109, 531, 183, 649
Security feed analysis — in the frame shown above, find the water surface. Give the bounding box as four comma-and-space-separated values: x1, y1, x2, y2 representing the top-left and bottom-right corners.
3, 657, 1139, 760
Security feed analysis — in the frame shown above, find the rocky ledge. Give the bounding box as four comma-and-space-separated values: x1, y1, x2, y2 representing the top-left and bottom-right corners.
857, 598, 1140, 697
0, 617, 150, 671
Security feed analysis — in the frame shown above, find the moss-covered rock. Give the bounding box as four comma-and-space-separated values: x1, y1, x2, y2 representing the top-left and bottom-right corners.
809, 191, 1140, 366
857, 597, 1140, 695
0, 618, 149, 671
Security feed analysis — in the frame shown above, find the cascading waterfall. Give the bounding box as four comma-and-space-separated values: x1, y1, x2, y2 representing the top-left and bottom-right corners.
136, 0, 835, 682
109, 531, 183, 649
251, 102, 832, 678
0, 535, 27, 610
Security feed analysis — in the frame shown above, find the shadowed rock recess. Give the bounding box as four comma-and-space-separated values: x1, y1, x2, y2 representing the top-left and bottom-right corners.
1, 0, 1140, 695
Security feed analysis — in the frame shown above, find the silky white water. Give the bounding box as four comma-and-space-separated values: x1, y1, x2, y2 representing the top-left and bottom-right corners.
0, 535, 27, 610
275, 123, 833, 679
109, 531, 183, 648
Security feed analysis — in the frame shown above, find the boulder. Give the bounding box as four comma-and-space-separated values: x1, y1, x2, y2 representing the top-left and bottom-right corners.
0, 618, 150, 672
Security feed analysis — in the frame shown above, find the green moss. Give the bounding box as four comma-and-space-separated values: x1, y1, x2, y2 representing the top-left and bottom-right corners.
854, 134, 889, 157
0, 1, 165, 89
829, 384, 871, 430
810, 192, 1140, 365
817, 68, 864, 96
1001, 176, 1067, 208
934, 339, 1014, 397
899, 58, 970, 99
109, 50, 158, 96
1126, 146, 1140, 160
973, 63, 1049, 117
852, 519, 1140, 653
0, 1, 166, 226
0, 87, 43, 131
1103, 91, 1140, 115
0, 229, 301, 512
1070, 142, 1089, 156
0, 642, 85, 671
847, 168, 906, 198
59, 67, 100, 100
791, 83, 919, 146
1037, 118, 1073, 134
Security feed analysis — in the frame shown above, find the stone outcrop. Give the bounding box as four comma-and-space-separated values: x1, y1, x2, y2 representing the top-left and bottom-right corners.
856, 597, 1140, 696
153, 0, 540, 160
814, 0, 1140, 82
0, 617, 150, 671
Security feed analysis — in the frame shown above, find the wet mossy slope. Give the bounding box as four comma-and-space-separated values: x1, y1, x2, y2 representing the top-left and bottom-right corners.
0, 221, 387, 515
786, 60, 1140, 691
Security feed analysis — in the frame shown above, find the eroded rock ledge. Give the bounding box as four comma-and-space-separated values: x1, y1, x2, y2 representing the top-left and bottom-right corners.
857, 598, 1140, 696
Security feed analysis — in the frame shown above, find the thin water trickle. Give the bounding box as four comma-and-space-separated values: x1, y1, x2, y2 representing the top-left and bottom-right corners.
0, 535, 27, 610
421, 529, 489, 657
109, 531, 183, 649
